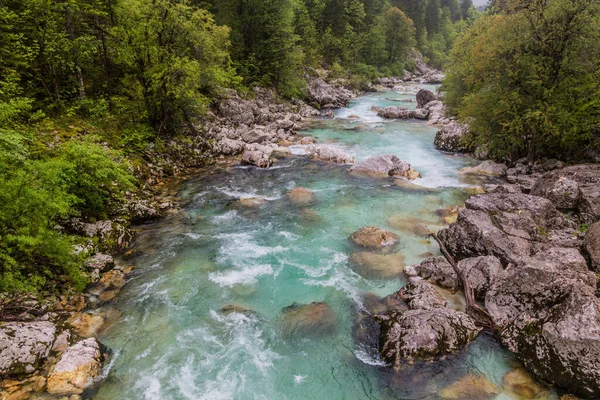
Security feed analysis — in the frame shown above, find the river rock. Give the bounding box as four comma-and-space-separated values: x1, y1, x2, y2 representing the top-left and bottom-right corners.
307, 79, 353, 109
69, 313, 105, 338
287, 187, 315, 206
218, 96, 256, 125
440, 374, 499, 400
47, 338, 102, 395
350, 226, 399, 251
406, 256, 459, 291
241, 127, 273, 144
0, 321, 56, 376
280, 302, 336, 337
502, 367, 551, 399
232, 197, 266, 208
530, 164, 600, 222
436, 205, 460, 225
424, 100, 446, 124
377, 106, 429, 120
434, 122, 471, 153
305, 144, 355, 164
416, 89, 437, 108
349, 252, 405, 279
377, 308, 480, 367
241, 149, 272, 168
438, 192, 579, 266
84, 253, 114, 273
584, 221, 600, 271
218, 138, 245, 155
460, 160, 507, 176
387, 215, 434, 237
349, 155, 420, 179
457, 256, 502, 300
398, 280, 447, 310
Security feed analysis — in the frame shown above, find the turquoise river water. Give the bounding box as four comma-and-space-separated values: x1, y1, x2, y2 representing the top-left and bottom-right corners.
92, 85, 558, 399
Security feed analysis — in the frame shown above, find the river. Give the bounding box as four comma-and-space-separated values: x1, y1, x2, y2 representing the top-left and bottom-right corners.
92, 85, 557, 399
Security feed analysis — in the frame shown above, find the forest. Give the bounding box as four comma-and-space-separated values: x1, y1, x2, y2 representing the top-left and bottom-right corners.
0, 0, 598, 294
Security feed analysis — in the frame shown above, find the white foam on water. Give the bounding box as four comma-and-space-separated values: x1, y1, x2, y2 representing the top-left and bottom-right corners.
215, 232, 287, 264
209, 263, 273, 287
184, 232, 203, 239
294, 375, 306, 384
354, 349, 387, 367
279, 231, 301, 240
216, 187, 282, 201
212, 210, 239, 222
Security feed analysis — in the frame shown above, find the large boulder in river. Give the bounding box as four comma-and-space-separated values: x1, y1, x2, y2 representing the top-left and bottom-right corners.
350, 226, 399, 251
416, 89, 437, 108
485, 260, 600, 398
0, 321, 56, 376
584, 221, 600, 271
306, 144, 355, 164
457, 256, 502, 300
349, 155, 420, 179
404, 256, 458, 291
306, 79, 353, 109
377, 106, 429, 120
438, 192, 580, 266
398, 280, 447, 310
47, 338, 103, 395
530, 164, 600, 221
434, 122, 472, 153
376, 308, 480, 368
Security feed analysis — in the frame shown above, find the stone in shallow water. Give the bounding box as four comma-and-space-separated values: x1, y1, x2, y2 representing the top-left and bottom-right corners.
349, 155, 420, 180
232, 197, 266, 208
502, 367, 551, 399
349, 252, 405, 279
350, 226, 399, 251
387, 215, 437, 237
280, 302, 336, 337
47, 338, 102, 395
286, 187, 315, 206
439, 374, 499, 400
377, 308, 481, 367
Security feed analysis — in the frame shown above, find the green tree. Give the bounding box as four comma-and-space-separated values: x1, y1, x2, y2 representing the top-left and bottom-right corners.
113, 0, 236, 136
444, 0, 600, 161
385, 7, 416, 64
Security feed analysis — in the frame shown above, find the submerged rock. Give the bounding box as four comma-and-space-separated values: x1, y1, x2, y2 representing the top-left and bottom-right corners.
350, 226, 399, 251
306, 144, 355, 164
0, 321, 56, 376
349, 155, 420, 179
502, 367, 551, 399
280, 302, 336, 337
387, 215, 435, 237
440, 374, 499, 400
286, 187, 315, 206
232, 197, 267, 208
377, 308, 480, 367
47, 338, 102, 395
349, 252, 405, 279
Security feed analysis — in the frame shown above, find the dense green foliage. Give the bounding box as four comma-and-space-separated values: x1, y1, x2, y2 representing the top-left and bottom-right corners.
444, 0, 600, 161
0, 0, 475, 293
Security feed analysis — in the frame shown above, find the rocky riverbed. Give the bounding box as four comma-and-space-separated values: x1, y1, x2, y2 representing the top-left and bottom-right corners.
3, 66, 599, 399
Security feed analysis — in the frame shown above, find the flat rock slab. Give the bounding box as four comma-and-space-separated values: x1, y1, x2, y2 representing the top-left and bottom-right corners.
0, 321, 56, 376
